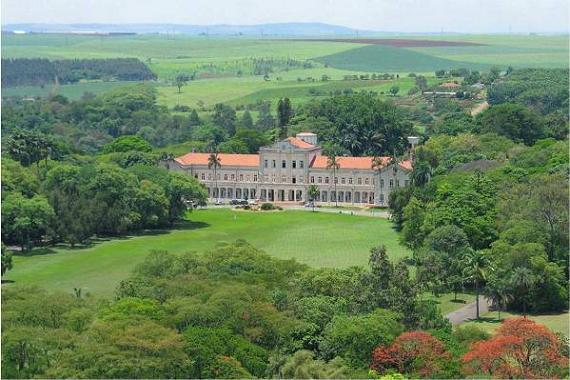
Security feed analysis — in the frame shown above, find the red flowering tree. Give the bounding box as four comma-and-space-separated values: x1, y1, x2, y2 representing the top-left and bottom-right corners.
462, 317, 568, 379
371, 331, 450, 377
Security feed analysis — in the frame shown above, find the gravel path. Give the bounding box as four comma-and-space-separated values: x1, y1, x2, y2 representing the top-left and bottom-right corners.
446, 297, 492, 325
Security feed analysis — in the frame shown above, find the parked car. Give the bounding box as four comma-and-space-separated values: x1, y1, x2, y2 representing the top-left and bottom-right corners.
248, 199, 258, 205
230, 199, 240, 205
214, 200, 225, 205
239, 199, 249, 206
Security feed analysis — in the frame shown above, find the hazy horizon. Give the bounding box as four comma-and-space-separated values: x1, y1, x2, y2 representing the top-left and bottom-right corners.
2, 0, 568, 34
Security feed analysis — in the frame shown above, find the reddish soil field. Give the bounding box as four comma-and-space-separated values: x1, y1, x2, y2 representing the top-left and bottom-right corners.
293, 38, 484, 47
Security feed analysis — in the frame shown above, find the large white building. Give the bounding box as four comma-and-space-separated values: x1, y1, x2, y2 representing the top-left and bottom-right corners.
165, 133, 413, 206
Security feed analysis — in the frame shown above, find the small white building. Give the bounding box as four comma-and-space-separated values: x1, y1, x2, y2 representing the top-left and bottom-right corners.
165, 133, 413, 207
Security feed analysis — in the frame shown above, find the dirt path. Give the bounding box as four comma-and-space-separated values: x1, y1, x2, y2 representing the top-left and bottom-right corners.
446, 297, 492, 325
470, 101, 489, 116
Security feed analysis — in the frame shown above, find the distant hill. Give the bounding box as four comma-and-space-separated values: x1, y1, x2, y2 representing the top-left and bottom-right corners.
2, 22, 397, 37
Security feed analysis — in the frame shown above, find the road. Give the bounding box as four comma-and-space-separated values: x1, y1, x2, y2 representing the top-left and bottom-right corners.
446, 297, 492, 325
204, 203, 391, 218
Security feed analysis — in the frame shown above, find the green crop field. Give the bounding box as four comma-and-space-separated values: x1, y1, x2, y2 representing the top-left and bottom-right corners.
3, 33, 567, 108
1, 80, 141, 100
316, 44, 492, 72
4, 208, 409, 296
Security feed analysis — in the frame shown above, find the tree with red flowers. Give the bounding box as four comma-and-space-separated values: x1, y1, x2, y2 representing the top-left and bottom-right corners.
462, 317, 568, 379
371, 331, 450, 377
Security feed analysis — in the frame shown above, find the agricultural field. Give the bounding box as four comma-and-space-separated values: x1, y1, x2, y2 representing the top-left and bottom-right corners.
3, 208, 410, 295
2, 33, 568, 109
0, 80, 139, 100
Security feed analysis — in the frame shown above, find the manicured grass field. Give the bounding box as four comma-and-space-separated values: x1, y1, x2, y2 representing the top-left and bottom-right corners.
461, 311, 569, 336
4, 208, 409, 296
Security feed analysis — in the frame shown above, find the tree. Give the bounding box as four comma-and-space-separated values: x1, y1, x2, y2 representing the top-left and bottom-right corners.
279, 351, 352, 379
462, 317, 568, 379
326, 153, 340, 207
1, 244, 13, 276
484, 275, 511, 320
389, 86, 400, 97
415, 76, 428, 91
175, 73, 190, 93
213, 103, 237, 136
240, 110, 254, 129
102, 135, 153, 153
320, 309, 403, 367
208, 152, 221, 202
462, 250, 492, 319
1, 192, 55, 250
307, 184, 319, 212
477, 103, 545, 145
371, 331, 451, 378
277, 97, 293, 127
509, 267, 534, 317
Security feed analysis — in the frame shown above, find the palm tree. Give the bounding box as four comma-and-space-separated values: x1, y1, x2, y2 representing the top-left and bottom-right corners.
307, 184, 319, 212
510, 267, 534, 317
462, 249, 492, 319
326, 154, 340, 207
208, 152, 221, 203
485, 276, 511, 321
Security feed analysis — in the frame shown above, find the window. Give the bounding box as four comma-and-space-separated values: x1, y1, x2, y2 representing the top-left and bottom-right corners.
396, 180, 400, 187
393, 166, 398, 175
292, 177, 297, 184
272, 160, 276, 168
224, 174, 228, 180
389, 179, 394, 188
365, 178, 369, 185
299, 161, 304, 168
254, 174, 258, 182
231, 174, 235, 180
292, 160, 297, 169
310, 176, 315, 183
264, 160, 268, 168
341, 178, 346, 184
325, 177, 329, 184
282, 160, 286, 168
318, 177, 322, 183
201, 173, 206, 180
246, 175, 251, 182
348, 178, 353, 184
334, 177, 338, 184
239, 174, 244, 181
380, 179, 384, 188
357, 178, 362, 185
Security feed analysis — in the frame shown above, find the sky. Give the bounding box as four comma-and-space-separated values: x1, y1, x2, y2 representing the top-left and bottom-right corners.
2, 0, 568, 33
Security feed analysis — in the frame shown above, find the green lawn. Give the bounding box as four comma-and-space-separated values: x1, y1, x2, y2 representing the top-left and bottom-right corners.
4, 208, 409, 296
461, 311, 569, 336
421, 292, 477, 315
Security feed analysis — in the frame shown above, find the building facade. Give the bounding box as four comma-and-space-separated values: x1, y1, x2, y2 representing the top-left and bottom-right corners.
165, 133, 413, 206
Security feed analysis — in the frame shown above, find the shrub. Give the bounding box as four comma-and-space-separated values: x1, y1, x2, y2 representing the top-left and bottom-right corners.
260, 203, 276, 211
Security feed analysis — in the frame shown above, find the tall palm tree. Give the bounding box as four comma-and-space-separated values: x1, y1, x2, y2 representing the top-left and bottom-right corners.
462, 249, 492, 319
208, 152, 221, 202
510, 267, 534, 317
326, 154, 340, 207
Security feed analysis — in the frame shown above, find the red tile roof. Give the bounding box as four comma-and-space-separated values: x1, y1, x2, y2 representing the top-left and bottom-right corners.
175, 152, 259, 167
287, 137, 315, 149
310, 155, 413, 171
